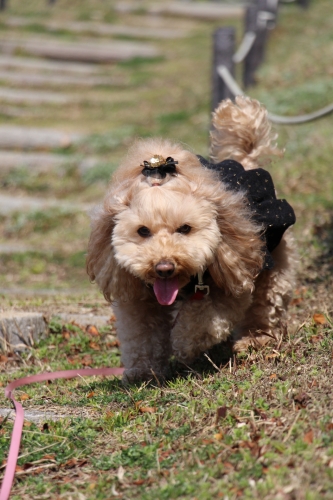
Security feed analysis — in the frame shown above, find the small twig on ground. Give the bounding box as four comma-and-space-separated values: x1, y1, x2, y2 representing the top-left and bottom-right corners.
203, 353, 221, 373
283, 412, 301, 443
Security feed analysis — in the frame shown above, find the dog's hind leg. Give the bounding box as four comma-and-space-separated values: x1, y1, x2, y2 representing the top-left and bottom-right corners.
232, 232, 297, 352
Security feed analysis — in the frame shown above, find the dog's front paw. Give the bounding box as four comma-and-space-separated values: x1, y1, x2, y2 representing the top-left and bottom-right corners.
122, 367, 168, 385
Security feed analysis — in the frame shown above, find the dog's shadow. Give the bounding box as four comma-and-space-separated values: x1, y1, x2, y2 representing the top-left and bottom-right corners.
169, 340, 233, 380
84, 341, 234, 396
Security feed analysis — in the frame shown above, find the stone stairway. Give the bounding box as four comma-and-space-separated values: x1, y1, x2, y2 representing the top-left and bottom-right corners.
0, 0, 243, 348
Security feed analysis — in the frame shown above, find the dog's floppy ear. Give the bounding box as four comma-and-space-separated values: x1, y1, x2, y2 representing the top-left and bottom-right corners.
86, 201, 142, 302
208, 190, 264, 296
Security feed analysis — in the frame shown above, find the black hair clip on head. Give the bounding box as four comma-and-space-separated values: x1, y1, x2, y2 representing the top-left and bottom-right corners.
141, 155, 178, 180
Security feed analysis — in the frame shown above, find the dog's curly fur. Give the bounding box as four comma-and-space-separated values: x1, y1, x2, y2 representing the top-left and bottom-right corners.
87, 96, 297, 381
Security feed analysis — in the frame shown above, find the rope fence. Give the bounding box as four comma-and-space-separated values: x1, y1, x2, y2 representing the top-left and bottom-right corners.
212, 0, 333, 124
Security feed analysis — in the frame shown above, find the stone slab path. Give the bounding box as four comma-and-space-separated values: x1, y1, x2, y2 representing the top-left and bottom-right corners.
0, 55, 100, 74
0, 126, 82, 150
0, 287, 90, 296
0, 150, 98, 173
115, 1, 244, 20
0, 87, 72, 104
0, 243, 35, 253
56, 313, 112, 328
0, 36, 160, 63
0, 408, 66, 423
6, 16, 189, 40
0, 193, 93, 215
0, 70, 124, 87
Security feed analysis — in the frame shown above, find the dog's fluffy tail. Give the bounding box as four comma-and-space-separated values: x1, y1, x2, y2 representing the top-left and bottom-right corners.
210, 96, 282, 170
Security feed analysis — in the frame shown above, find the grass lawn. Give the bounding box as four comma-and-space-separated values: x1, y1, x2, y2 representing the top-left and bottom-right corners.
1, 0, 333, 498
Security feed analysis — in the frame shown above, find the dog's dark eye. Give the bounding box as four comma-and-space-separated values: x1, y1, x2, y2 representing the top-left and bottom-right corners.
137, 226, 151, 238
176, 224, 191, 235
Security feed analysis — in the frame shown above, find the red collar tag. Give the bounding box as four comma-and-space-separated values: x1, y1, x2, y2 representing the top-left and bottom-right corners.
190, 290, 206, 301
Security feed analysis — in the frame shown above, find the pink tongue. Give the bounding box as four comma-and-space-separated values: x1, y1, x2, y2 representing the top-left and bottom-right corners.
153, 276, 179, 305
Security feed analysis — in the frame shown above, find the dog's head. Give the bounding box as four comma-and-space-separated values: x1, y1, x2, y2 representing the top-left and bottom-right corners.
87, 146, 264, 304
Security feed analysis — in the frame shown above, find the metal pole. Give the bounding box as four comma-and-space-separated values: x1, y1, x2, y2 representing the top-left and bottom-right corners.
212, 26, 235, 110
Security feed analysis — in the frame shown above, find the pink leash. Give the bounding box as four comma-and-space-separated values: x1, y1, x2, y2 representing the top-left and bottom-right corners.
0, 367, 124, 500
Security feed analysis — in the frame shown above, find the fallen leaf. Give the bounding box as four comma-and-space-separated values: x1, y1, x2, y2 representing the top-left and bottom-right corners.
107, 340, 120, 348
117, 465, 126, 483
139, 406, 156, 413
20, 393, 30, 401
294, 392, 311, 408
269, 373, 277, 379
313, 313, 326, 325
87, 391, 95, 398
214, 433, 223, 441
290, 297, 303, 306
303, 429, 314, 444
89, 341, 101, 350
86, 325, 99, 336
0, 355, 8, 363
133, 479, 145, 485
63, 458, 87, 468
310, 335, 323, 343
81, 355, 93, 366
215, 406, 228, 424
254, 408, 268, 419
62, 330, 71, 340
159, 450, 173, 460
265, 353, 280, 360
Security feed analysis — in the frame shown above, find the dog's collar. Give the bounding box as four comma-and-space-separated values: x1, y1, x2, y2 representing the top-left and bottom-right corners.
141, 155, 178, 179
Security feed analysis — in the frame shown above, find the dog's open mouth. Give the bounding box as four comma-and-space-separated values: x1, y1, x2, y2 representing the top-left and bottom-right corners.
153, 276, 179, 305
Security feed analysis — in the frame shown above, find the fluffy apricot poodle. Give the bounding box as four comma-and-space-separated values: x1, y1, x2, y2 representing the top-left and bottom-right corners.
87, 96, 297, 381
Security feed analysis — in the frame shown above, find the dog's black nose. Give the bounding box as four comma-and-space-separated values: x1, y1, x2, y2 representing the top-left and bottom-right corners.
155, 261, 175, 278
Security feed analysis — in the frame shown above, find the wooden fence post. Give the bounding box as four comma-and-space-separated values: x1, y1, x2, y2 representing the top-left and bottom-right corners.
212, 26, 235, 110
243, 0, 278, 88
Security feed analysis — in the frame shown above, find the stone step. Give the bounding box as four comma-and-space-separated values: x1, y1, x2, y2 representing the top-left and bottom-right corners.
0, 311, 47, 351
0, 150, 98, 173
0, 87, 72, 104
6, 16, 189, 40
0, 286, 91, 296
0, 126, 82, 150
0, 193, 92, 215
0, 69, 124, 88
0, 408, 66, 423
0, 55, 100, 74
56, 313, 113, 328
0, 36, 160, 63
115, 1, 244, 20
0, 243, 35, 253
